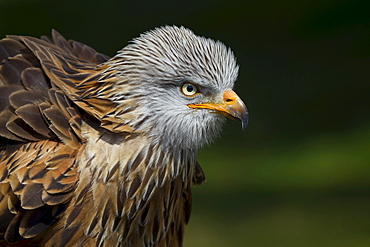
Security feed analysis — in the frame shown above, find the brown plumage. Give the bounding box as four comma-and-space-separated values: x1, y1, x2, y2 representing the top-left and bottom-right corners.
0, 27, 248, 246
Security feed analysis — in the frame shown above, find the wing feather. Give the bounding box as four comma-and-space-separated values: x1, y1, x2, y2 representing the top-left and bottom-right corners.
21, 67, 50, 90
20, 182, 44, 209
1, 59, 24, 85
0, 110, 26, 141
0, 38, 26, 60
15, 104, 55, 138
9, 89, 46, 109
6, 115, 45, 141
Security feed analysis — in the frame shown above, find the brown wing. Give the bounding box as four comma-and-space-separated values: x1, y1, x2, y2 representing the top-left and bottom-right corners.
0, 30, 109, 244
10, 30, 133, 133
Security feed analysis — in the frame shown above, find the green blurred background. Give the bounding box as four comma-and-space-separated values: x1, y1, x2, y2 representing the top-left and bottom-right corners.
1, 0, 369, 246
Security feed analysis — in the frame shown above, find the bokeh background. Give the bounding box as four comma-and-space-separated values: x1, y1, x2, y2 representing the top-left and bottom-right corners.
1, 0, 369, 246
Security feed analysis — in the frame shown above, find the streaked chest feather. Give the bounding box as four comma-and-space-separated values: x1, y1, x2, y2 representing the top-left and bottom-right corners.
49, 123, 196, 246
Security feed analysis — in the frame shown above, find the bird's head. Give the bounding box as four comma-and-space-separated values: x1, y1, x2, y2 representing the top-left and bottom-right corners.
103, 26, 248, 150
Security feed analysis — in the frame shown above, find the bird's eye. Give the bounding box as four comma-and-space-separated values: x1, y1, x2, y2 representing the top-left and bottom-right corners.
181, 82, 199, 97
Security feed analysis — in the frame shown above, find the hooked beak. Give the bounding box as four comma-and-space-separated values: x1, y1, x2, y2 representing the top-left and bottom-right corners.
188, 90, 249, 130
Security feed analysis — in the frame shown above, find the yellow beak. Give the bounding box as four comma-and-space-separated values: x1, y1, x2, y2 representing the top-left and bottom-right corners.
188, 90, 249, 130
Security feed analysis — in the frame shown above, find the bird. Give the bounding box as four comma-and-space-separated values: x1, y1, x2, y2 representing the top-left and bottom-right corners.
0, 26, 248, 246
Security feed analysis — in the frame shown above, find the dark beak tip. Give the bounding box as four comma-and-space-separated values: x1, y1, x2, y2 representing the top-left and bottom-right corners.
241, 113, 249, 130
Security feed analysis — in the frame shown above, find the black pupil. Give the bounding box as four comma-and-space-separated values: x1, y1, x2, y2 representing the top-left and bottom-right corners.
186, 85, 194, 92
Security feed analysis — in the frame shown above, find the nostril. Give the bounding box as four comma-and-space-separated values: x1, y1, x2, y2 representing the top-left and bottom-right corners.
223, 90, 238, 104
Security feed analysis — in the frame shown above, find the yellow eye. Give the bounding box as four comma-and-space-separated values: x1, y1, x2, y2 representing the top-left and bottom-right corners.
181, 82, 199, 96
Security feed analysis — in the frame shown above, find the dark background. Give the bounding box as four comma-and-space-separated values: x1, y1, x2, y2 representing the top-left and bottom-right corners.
1, 0, 369, 246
